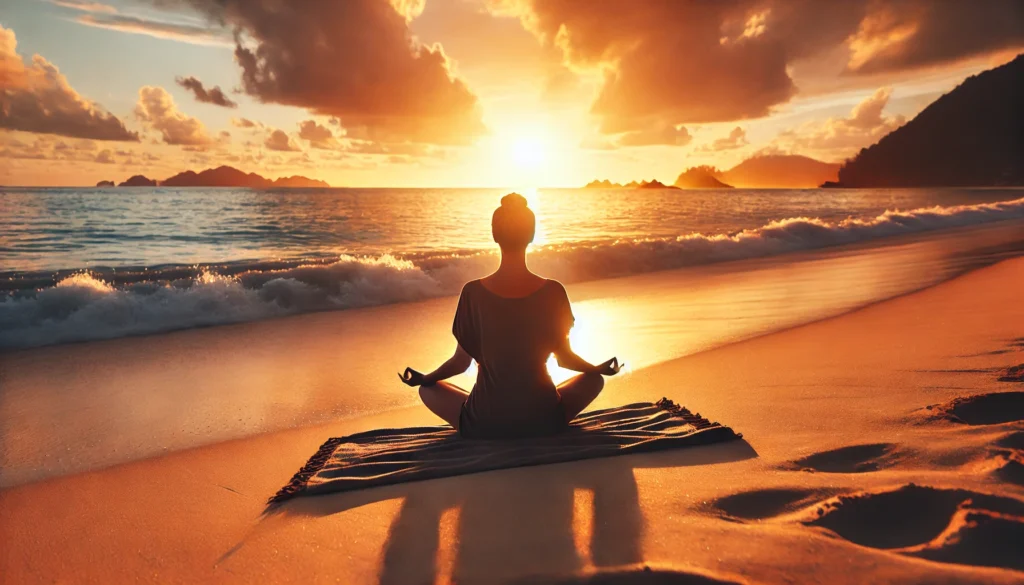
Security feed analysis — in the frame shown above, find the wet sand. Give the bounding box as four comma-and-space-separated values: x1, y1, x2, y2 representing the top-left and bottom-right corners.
2, 257, 1023, 584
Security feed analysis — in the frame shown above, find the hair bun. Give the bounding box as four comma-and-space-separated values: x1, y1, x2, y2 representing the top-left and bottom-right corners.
501, 193, 528, 209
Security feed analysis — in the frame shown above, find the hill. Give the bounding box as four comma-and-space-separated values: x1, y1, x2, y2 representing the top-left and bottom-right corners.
118, 175, 157, 187
107, 166, 330, 188
584, 179, 679, 189
160, 166, 329, 188
720, 155, 838, 188
674, 166, 733, 189
830, 54, 1024, 187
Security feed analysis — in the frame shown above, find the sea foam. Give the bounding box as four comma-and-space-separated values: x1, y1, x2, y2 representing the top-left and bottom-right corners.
2, 197, 1023, 349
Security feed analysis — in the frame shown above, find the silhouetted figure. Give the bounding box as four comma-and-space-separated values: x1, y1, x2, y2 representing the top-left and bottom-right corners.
401, 193, 620, 439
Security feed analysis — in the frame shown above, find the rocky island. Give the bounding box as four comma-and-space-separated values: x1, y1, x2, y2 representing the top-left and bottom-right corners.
107, 166, 330, 188
584, 179, 680, 190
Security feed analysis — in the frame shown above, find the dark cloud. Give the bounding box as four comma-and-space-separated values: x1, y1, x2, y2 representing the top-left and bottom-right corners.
847, 0, 1024, 74
499, 0, 1024, 133
297, 120, 339, 149
0, 25, 139, 141
180, 0, 485, 145
134, 85, 212, 145
94, 149, 116, 164
175, 76, 237, 108
264, 128, 300, 152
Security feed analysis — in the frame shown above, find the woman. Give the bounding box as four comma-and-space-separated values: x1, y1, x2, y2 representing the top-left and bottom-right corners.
400, 193, 620, 439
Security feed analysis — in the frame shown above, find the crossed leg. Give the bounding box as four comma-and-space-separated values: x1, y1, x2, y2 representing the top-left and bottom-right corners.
557, 372, 605, 422
418, 372, 605, 430
418, 381, 469, 430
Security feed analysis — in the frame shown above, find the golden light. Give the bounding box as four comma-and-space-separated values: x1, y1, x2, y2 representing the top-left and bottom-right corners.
510, 136, 549, 171
483, 121, 568, 188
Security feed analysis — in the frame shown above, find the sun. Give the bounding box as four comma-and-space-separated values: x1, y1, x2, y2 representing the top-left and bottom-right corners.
482, 122, 568, 188
510, 136, 549, 171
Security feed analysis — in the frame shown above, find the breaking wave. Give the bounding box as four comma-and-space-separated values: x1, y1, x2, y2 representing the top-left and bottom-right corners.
3, 196, 1023, 349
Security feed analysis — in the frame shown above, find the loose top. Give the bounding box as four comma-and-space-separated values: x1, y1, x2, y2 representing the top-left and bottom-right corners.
453, 279, 574, 438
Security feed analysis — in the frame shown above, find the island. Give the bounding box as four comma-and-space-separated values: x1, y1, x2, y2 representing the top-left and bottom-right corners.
584, 179, 680, 190
118, 175, 157, 187
108, 166, 330, 188
674, 166, 733, 189
95, 180, 115, 187
719, 155, 838, 189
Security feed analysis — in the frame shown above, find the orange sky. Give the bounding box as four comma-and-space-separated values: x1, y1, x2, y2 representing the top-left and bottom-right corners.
1, 0, 1022, 187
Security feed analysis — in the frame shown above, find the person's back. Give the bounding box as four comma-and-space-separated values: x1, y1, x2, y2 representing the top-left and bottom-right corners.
401, 193, 621, 439
454, 278, 573, 437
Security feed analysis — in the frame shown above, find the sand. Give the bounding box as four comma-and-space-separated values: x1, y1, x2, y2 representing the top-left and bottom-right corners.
2, 258, 1024, 584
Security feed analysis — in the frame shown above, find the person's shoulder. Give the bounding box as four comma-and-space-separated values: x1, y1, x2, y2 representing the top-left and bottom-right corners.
544, 278, 569, 297
460, 279, 483, 297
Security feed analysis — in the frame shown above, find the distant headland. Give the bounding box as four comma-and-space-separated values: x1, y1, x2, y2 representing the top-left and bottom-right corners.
824, 53, 1023, 188
585, 179, 679, 190
97, 165, 330, 188
585, 154, 842, 190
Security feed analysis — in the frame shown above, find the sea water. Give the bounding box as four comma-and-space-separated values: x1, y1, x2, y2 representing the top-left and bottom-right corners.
3, 186, 1024, 485
2, 186, 1024, 349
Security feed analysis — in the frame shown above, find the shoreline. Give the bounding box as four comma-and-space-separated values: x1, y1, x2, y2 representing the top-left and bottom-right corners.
4, 194, 1024, 351
3, 220, 1024, 489
2, 256, 1023, 583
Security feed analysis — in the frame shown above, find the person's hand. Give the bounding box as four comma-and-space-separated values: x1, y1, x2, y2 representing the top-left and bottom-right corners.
398, 367, 430, 387
594, 357, 623, 376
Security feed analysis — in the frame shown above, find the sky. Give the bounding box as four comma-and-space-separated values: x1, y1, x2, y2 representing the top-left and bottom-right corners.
1, 0, 1021, 188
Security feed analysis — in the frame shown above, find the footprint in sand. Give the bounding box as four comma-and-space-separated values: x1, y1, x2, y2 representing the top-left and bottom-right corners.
710, 488, 841, 521
995, 430, 1024, 450
998, 363, 1024, 383
989, 430, 1024, 486
782, 443, 902, 473
805, 484, 1024, 572
509, 565, 743, 585
930, 391, 1024, 425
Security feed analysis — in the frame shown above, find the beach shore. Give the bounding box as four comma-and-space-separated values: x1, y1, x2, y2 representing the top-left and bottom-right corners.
2, 257, 1023, 584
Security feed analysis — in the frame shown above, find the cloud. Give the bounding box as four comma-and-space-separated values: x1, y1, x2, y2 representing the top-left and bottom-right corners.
847, 0, 1024, 74
616, 125, 692, 147
231, 117, 260, 129
49, 0, 117, 13
74, 13, 231, 47
342, 140, 438, 157
134, 85, 213, 145
0, 25, 138, 141
297, 120, 340, 149
180, 0, 486, 145
696, 127, 749, 153
174, 76, 237, 108
772, 87, 906, 160
0, 134, 152, 167
264, 128, 300, 152
94, 149, 115, 164
497, 1, 1024, 134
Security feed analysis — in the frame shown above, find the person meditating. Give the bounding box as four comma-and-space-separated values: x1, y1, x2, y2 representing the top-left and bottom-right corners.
400, 193, 621, 439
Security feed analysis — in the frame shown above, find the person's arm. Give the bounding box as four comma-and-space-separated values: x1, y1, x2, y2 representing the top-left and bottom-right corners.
553, 336, 620, 375
401, 344, 473, 387
422, 344, 473, 385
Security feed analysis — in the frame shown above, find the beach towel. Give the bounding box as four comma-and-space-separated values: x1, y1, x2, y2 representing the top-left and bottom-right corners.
268, 398, 739, 506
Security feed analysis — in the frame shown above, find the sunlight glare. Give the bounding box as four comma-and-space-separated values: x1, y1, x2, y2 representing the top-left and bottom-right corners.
511, 136, 548, 171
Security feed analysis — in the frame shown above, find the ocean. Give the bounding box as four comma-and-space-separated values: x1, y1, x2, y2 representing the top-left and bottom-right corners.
3, 186, 1024, 486
2, 186, 1024, 350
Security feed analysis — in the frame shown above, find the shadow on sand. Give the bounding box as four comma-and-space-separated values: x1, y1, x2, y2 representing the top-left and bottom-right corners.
274, 439, 757, 584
